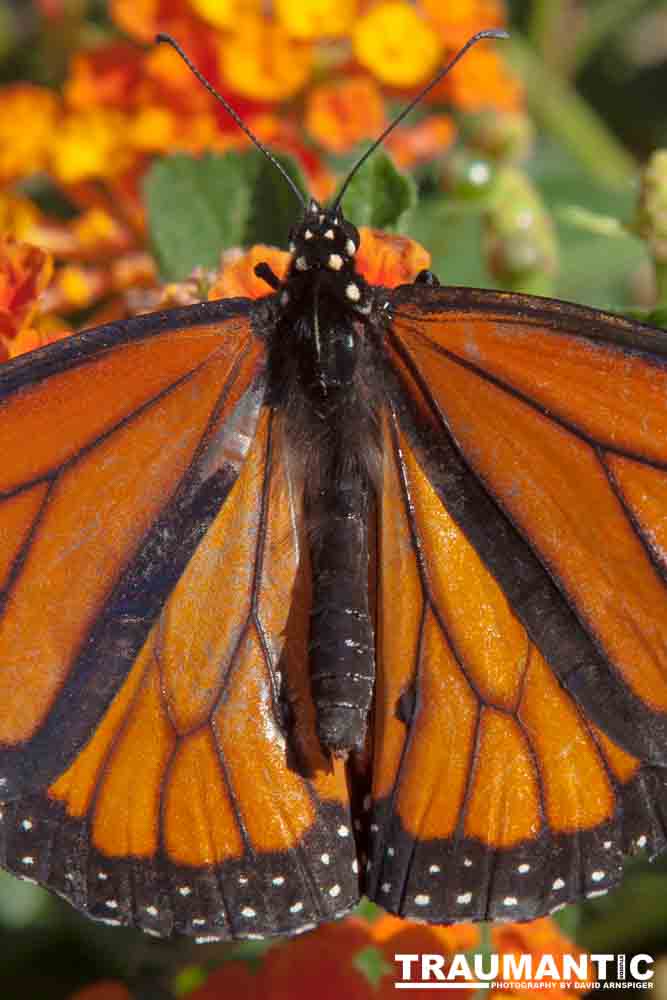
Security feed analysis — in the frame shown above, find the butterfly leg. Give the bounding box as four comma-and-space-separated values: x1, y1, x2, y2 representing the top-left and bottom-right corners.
254, 262, 283, 290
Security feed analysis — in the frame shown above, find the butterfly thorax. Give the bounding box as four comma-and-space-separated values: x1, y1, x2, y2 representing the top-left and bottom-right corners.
275, 200, 376, 398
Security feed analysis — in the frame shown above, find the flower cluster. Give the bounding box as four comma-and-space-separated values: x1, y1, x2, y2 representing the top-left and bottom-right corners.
66, 913, 590, 999
0, 0, 521, 350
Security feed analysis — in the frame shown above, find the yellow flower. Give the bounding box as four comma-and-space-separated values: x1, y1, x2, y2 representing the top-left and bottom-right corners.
275, 0, 357, 40
0, 85, 59, 182
52, 110, 132, 184
221, 14, 313, 101
353, 2, 442, 88
0, 194, 41, 242
128, 106, 176, 153
189, 0, 260, 29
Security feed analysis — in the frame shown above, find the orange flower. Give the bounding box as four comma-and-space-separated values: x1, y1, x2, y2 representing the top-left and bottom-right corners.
220, 15, 313, 102
371, 913, 481, 998
0, 239, 53, 343
436, 46, 524, 112
386, 115, 456, 168
110, 0, 186, 43
185, 959, 263, 1000
306, 77, 386, 155
210, 245, 290, 299
353, 2, 442, 89
190, 0, 262, 31
275, 0, 357, 40
65, 44, 145, 110
492, 917, 592, 996
421, 0, 506, 48
355, 228, 431, 286
52, 109, 134, 184
0, 85, 59, 182
258, 918, 374, 1000
0, 193, 42, 243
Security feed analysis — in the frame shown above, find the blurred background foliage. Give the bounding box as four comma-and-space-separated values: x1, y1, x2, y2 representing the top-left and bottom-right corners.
1, 0, 667, 997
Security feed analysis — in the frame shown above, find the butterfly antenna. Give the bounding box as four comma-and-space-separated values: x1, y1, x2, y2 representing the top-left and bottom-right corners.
155, 33, 307, 210
333, 28, 509, 211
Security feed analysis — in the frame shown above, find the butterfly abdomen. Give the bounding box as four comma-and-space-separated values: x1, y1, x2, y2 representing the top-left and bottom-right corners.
307, 450, 375, 755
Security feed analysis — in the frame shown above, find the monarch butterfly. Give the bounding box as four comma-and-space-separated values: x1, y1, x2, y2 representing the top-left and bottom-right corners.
1, 29, 666, 944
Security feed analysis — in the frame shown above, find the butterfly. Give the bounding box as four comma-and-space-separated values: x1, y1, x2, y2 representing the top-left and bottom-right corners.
0, 29, 666, 944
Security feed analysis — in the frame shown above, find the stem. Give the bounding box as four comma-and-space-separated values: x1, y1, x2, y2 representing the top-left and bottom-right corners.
655, 259, 667, 305
526, 0, 563, 66
504, 34, 637, 190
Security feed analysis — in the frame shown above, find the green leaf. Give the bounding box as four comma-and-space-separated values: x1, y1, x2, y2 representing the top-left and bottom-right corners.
143, 150, 308, 280
243, 149, 307, 249
144, 152, 252, 280
340, 151, 416, 230
354, 946, 393, 988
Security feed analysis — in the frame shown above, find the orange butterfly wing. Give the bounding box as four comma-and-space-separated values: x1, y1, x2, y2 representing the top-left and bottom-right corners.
365, 286, 667, 922
0, 304, 359, 938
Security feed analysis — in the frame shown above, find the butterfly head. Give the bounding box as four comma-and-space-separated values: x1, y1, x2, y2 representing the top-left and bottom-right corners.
288, 199, 360, 279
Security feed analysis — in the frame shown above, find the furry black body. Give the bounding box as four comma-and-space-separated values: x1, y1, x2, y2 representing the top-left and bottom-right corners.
262, 198, 384, 755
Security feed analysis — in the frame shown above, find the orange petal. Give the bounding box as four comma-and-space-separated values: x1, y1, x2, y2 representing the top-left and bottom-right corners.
220, 15, 313, 102
421, 0, 506, 49
210, 245, 290, 299
386, 115, 456, 168
356, 228, 431, 286
275, 0, 357, 40
306, 77, 386, 156
187, 960, 263, 1000
492, 918, 591, 994
260, 918, 374, 1000
0, 85, 59, 182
